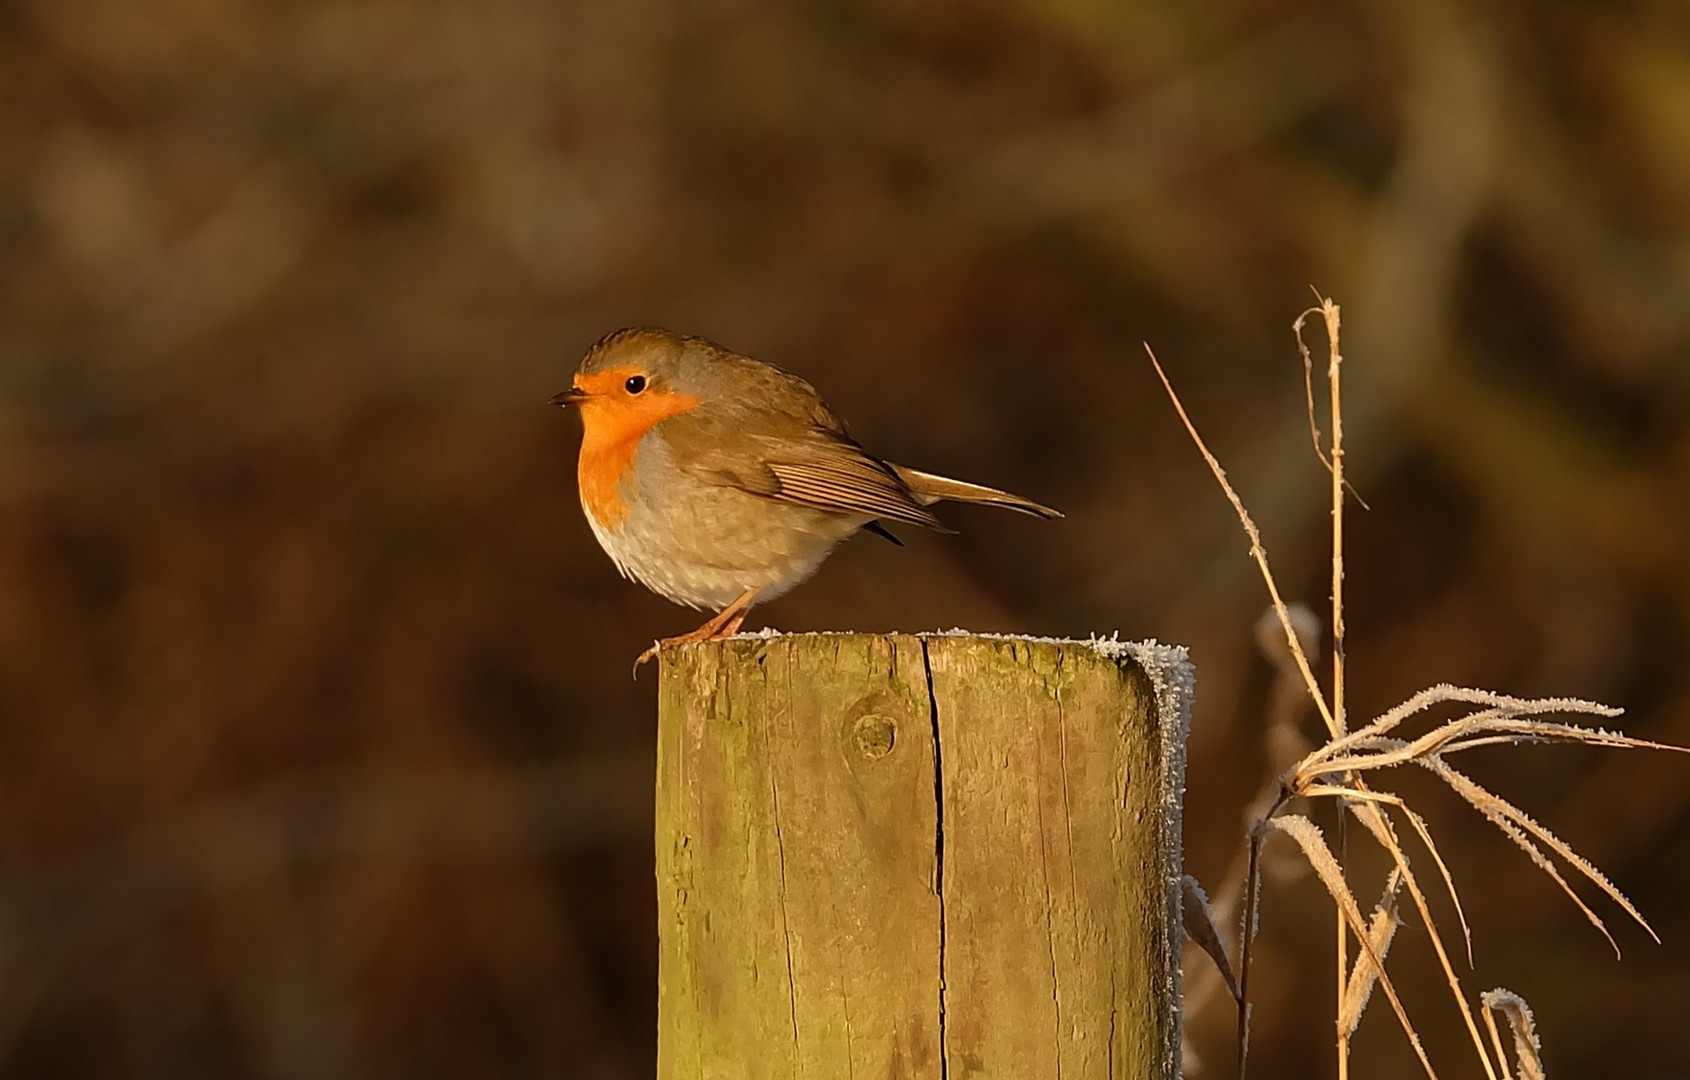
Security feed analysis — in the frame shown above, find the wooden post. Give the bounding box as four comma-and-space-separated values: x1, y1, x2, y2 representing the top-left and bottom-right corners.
655, 632, 1191, 1080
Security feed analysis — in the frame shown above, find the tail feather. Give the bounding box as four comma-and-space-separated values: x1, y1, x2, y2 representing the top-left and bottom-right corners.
891, 465, 1062, 520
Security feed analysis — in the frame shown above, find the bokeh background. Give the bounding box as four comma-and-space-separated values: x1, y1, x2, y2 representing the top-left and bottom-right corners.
3, 0, 1689, 1075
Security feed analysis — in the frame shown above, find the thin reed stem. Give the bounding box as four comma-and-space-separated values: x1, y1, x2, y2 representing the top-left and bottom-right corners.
1238, 827, 1263, 1080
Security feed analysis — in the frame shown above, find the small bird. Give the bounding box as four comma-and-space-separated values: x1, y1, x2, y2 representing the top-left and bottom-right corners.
553, 328, 1061, 668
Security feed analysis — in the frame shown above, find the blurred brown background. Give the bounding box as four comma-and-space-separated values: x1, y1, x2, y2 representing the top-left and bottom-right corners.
3, 0, 1688, 1076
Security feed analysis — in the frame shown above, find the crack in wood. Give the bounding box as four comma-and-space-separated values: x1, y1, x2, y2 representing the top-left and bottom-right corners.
920, 638, 950, 1080
769, 657, 802, 1066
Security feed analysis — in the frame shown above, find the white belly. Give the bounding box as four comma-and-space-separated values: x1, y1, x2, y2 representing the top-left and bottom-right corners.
583, 436, 863, 611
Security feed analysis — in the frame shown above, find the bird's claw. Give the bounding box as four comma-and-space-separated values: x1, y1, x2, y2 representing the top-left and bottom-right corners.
629, 605, 755, 680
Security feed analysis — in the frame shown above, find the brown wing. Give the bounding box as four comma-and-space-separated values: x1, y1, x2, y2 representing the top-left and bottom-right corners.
660, 359, 947, 530
759, 443, 947, 529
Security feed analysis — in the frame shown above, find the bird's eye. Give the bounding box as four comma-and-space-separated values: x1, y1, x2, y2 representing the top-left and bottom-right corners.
625, 375, 647, 394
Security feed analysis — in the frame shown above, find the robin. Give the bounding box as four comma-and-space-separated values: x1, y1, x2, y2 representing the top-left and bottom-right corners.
553, 328, 1061, 669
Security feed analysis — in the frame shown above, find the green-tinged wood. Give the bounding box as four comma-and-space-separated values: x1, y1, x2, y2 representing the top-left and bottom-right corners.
656, 633, 1188, 1080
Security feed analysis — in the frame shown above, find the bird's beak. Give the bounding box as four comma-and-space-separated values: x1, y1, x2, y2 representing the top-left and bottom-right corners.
550, 386, 591, 407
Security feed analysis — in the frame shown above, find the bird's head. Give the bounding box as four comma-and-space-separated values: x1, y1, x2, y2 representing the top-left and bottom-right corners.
552, 328, 710, 444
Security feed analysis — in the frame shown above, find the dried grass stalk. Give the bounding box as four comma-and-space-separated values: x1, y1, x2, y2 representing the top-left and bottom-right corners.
1481, 989, 1545, 1080
1339, 869, 1402, 1039
1147, 293, 1685, 1080
1182, 874, 1241, 1003
1262, 815, 1438, 1079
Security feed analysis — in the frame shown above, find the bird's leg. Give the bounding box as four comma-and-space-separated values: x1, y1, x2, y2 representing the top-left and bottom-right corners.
633, 587, 762, 674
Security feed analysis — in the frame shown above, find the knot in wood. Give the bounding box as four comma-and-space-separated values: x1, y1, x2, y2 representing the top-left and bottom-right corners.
850, 713, 897, 760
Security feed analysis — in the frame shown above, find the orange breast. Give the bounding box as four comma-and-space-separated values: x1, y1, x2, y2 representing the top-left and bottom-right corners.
576, 374, 702, 528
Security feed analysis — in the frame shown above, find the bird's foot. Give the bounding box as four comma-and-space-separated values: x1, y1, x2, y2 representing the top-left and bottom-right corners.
631, 594, 757, 678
